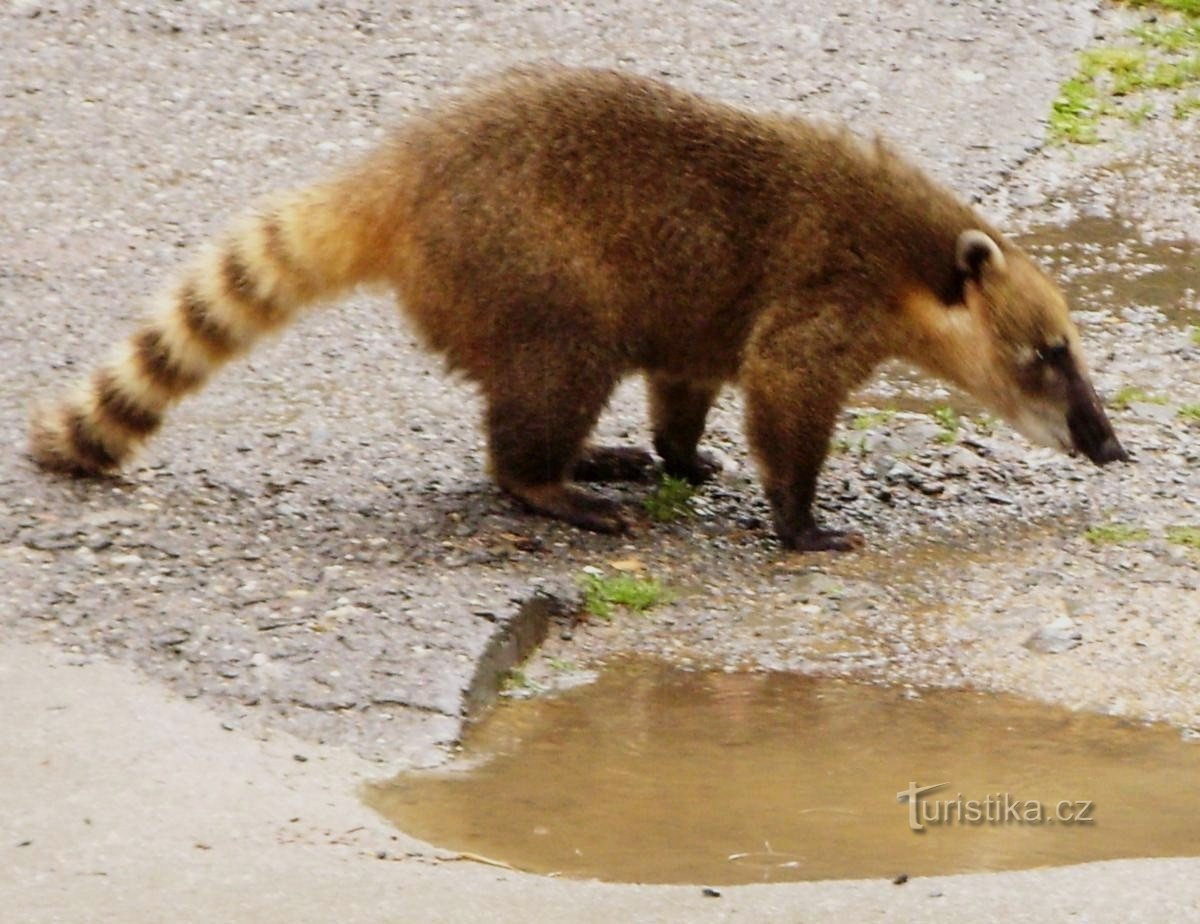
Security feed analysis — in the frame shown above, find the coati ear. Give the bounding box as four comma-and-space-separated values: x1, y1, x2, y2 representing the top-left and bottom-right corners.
955, 230, 1006, 282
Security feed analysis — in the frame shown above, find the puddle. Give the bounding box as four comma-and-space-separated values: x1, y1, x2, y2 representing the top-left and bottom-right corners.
1020, 214, 1198, 329
366, 660, 1200, 884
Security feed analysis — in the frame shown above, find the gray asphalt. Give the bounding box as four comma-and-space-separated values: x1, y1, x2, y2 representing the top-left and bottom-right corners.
4, 0, 1196, 766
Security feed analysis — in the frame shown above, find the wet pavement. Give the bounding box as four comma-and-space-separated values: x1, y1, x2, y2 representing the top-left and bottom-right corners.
0, 0, 1196, 780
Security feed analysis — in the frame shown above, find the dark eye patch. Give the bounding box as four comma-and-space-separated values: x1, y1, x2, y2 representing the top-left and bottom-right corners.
1036, 343, 1070, 365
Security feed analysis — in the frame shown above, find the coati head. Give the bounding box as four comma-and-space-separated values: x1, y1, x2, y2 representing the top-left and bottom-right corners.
900, 230, 1129, 466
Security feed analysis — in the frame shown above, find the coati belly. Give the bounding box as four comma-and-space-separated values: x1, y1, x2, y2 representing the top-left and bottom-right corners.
28, 67, 1128, 551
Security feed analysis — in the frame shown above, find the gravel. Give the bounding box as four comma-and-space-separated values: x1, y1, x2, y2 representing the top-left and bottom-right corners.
1, 0, 1197, 762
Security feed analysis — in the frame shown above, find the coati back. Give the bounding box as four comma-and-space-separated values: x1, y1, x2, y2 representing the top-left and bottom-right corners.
29, 67, 1128, 550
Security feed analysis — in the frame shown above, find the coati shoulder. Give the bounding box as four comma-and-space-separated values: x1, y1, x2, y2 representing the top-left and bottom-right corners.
29, 66, 1127, 550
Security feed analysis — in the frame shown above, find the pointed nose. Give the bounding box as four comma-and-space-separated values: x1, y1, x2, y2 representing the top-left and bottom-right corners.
1087, 434, 1130, 466
1067, 377, 1130, 466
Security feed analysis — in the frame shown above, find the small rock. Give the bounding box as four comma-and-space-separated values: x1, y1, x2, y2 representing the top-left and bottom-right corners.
794, 572, 843, 600
1024, 615, 1082, 654
152, 628, 191, 649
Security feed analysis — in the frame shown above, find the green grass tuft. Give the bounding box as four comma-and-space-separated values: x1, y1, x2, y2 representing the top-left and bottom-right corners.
500, 668, 539, 693
579, 572, 672, 621
1051, 1, 1200, 142
932, 406, 960, 443
1133, 21, 1200, 52
1118, 0, 1200, 16
1166, 525, 1200, 549
1085, 523, 1152, 544
1178, 405, 1200, 421
1111, 386, 1169, 409
1175, 93, 1200, 116
1050, 75, 1106, 143
972, 413, 998, 436
850, 408, 897, 430
642, 475, 697, 522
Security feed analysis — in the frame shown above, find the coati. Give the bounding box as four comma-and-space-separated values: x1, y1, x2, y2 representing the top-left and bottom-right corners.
29, 66, 1129, 551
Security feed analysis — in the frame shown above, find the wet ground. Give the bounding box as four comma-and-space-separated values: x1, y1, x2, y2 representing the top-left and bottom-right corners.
1, 0, 1199, 919
1, 0, 1195, 761
368, 660, 1200, 884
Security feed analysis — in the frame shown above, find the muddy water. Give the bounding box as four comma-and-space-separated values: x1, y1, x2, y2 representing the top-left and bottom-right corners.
1021, 215, 1197, 328
366, 661, 1200, 884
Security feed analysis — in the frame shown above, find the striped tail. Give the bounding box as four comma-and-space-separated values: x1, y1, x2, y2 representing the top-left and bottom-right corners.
29, 172, 396, 475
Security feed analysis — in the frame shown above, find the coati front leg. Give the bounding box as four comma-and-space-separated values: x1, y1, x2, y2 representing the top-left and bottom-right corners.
484, 355, 630, 534
649, 374, 722, 483
742, 304, 871, 552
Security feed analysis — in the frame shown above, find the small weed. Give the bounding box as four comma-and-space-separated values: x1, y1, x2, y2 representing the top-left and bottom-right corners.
1118, 0, 1200, 18
834, 436, 870, 456
1082, 47, 1150, 93
1050, 76, 1105, 143
932, 406, 960, 443
500, 668, 540, 693
1179, 405, 1200, 421
1193, 326, 1200, 346
546, 656, 576, 672
642, 475, 697, 522
1166, 525, 1200, 549
1111, 386, 1169, 409
1126, 101, 1155, 124
579, 572, 671, 621
1133, 21, 1200, 53
850, 408, 897, 430
1084, 523, 1152, 544
1176, 94, 1200, 117
973, 413, 998, 436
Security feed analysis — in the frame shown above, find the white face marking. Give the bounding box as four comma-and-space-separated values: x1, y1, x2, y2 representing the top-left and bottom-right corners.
1013, 344, 1037, 366
1008, 402, 1072, 454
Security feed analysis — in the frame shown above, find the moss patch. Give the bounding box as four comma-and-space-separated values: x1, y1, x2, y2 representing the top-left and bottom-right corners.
1166, 525, 1200, 548
1084, 523, 1151, 544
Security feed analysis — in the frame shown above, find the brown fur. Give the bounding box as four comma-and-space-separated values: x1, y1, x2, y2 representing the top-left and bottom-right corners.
29, 66, 1125, 549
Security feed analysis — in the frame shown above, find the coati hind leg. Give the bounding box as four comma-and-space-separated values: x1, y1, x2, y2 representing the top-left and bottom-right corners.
483, 354, 629, 534
649, 374, 722, 484
742, 302, 876, 552
569, 374, 723, 484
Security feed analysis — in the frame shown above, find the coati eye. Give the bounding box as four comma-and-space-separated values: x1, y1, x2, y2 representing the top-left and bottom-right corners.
1035, 343, 1070, 365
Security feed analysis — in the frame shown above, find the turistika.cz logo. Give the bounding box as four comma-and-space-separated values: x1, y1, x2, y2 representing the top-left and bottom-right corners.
896, 782, 1096, 832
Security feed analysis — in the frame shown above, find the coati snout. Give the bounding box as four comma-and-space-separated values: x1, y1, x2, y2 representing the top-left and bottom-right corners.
28, 67, 1128, 552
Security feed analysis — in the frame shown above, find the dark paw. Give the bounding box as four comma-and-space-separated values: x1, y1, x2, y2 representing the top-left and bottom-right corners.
573, 446, 658, 483
661, 449, 722, 485
505, 482, 632, 535
780, 526, 866, 553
